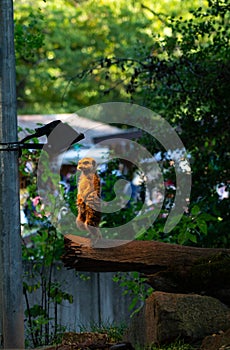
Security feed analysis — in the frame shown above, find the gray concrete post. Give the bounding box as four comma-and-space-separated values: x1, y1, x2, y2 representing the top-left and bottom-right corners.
0, 0, 25, 348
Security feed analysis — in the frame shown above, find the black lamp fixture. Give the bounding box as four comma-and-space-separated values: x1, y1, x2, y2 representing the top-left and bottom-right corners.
0, 120, 84, 156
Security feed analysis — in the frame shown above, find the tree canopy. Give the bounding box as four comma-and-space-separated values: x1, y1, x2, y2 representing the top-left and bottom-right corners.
14, 0, 206, 113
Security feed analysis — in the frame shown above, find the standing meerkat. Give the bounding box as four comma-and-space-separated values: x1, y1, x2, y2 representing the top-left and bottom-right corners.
76, 157, 102, 240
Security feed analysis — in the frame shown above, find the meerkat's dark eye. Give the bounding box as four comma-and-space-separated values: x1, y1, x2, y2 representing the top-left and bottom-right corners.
83, 161, 89, 165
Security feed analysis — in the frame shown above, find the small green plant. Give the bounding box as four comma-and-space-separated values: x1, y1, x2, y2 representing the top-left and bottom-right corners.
79, 321, 127, 342
22, 225, 73, 348
19, 129, 74, 348
113, 272, 153, 317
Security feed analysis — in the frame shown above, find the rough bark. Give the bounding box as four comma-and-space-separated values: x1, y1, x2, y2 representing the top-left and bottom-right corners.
62, 235, 230, 304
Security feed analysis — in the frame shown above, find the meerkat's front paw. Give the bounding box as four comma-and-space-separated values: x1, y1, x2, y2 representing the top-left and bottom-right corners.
85, 222, 102, 240
76, 217, 87, 231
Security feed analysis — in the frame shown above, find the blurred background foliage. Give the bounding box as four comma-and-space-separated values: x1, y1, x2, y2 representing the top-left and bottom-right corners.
14, 0, 206, 113
15, 0, 229, 247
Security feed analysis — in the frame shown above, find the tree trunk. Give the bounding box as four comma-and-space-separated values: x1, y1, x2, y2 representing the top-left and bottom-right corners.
62, 235, 230, 305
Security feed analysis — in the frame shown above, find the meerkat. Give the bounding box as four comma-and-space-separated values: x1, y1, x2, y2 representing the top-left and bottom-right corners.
76, 157, 102, 240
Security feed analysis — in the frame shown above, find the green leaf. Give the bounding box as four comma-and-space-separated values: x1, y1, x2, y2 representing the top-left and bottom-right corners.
199, 213, 217, 222
135, 227, 147, 239
188, 233, 197, 243
191, 205, 200, 216
197, 219, 208, 235
128, 296, 139, 311
177, 231, 187, 245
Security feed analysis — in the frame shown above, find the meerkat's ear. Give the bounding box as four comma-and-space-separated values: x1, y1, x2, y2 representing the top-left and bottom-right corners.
92, 159, 96, 168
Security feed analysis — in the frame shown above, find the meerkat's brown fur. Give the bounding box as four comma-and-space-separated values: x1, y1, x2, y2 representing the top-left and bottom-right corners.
76, 157, 102, 239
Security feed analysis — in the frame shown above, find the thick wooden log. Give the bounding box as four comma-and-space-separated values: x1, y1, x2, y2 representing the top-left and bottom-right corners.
62, 234, 230, 273
62, 235, 230, 304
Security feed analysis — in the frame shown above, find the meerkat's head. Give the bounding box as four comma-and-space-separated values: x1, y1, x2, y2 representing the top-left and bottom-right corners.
77, 157, 97, 173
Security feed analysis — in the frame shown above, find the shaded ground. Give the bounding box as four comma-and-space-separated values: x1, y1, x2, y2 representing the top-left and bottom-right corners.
40, 332, 134, 350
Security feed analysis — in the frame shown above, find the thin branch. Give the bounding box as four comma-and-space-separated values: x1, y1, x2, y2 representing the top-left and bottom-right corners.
23, 286, 37, 347
141, 3, 169, 25
61, 56, 151, 103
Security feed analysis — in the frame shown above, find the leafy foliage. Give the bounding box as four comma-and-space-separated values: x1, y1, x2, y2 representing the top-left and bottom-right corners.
22, 226, 73, 347
14, 0, 205, 113
15, 0, 229, 246
77, 0, 230, 247
20, 137, 73, 348
113, 272, 153, 316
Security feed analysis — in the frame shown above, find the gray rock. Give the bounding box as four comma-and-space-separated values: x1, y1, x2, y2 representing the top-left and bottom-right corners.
124, 292, 230, 346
